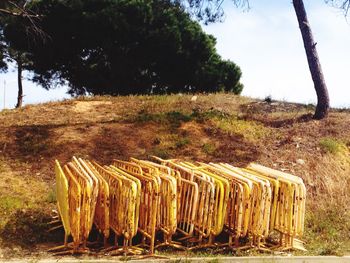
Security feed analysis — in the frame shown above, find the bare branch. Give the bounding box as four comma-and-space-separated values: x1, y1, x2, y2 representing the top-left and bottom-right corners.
0, 8, 23, 16
325, 0, 350, 16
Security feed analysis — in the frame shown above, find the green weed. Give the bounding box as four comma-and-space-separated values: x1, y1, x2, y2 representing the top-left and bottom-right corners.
202, 143, 216, 155
192, 109, 269, 142
211, 116, 270, 142
304, 205, 350, 255
305, 103, 316, 110
0, 196, 24, 213
319, 138, 347, 154
46, 187, 56, 204
0, 208, 53, 247
175, 138, 190, 148
135, 111, 192, 129
151, 147, 170, 159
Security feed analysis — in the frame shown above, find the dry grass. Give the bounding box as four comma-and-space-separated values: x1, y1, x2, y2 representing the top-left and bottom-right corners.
0, 93, 349, 257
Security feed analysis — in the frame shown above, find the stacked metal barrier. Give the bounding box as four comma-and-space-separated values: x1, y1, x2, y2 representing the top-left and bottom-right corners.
52, 156, 306, 256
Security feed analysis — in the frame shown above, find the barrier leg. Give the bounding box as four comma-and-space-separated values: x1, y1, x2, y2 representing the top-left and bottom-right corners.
155, 234, 187, 251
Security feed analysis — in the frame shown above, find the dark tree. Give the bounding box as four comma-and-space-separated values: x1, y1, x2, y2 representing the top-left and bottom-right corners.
3, 0, 243, 96
0, 0, 42, 108
293, 0, 329, 119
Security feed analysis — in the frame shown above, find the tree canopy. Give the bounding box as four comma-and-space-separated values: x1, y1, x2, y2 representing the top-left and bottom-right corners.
3, 0, 243, 96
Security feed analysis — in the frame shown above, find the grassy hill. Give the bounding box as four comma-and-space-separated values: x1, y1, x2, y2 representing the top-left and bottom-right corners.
0, 93, 349, 258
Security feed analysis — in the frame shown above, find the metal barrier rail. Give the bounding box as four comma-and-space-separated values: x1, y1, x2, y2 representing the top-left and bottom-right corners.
51, 157, 307, 255
159, 159, 215, 243
130, 158, 179, 249
219, 163, 272, 250
91, 161, 141, 255
175, 161, 230, 250
112, 160, 160, 257
79, 159, 110, 247
246, 163, 306, 251
66, 161, 95, 250
63, 165, 82, 252
49, 161, 71, 253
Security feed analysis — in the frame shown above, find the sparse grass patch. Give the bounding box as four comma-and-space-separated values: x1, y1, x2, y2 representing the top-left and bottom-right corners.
175, 138, 190, 149
0, 208, 53, 247
0, 196, 25, 213
304, 205, 350, 255
202, 143, 216, 155
213, 117, 269, 142
135, 111, 192, 129
319, 138, 347, 155
151, 147, 170, 159
15, 126, 51, 155
191, 109, 271, 142
46, 186, 56, 204
0, 159, 7, 173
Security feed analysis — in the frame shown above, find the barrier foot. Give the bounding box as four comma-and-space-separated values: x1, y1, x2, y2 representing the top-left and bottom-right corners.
155, 241, 187, 251
48, 244, 70, 253
100, 245, 118, 253
48, 234, 70, 253
48, 219, 61, 225
48, 225, 63, 232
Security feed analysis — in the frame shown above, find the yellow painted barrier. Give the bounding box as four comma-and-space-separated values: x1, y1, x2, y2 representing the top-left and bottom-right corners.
246, 163, 306, 251
91, 162, 141, 255
51, 157, 306, 255
130, 158, 180, 249
112, 160, 160, 257
157, 159, 215, 244
49, 161, 71, 252
177, 161, 230, 249
78, 159, 110, 247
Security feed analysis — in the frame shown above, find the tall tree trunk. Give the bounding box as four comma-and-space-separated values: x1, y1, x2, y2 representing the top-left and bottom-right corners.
293, 0, 330, 119
15, 55, 23, 108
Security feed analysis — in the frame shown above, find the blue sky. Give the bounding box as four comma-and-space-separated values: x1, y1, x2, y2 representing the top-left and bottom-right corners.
1, 0, 349, 109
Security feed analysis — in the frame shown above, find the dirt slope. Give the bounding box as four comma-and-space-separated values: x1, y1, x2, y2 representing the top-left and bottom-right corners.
0, 93, 349, 258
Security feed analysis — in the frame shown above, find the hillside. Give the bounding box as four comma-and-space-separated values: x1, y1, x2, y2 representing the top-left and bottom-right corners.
0, 93, 349, 259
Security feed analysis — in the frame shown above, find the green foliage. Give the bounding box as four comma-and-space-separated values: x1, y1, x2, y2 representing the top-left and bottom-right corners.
3, 0, 243, 95
319, 138, 346, 154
